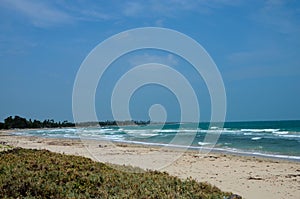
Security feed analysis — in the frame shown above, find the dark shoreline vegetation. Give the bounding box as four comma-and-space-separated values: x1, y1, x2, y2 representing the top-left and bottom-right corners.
0, 148, 240, 199
0, 116, 75, 129
0, 115, 151, 130
1, 115, 299, 130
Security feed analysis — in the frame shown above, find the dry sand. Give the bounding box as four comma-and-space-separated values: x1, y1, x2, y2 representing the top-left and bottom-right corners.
1, 132, 299, 199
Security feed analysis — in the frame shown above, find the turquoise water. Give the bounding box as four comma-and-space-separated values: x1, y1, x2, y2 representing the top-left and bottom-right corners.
13, 120, 300, 161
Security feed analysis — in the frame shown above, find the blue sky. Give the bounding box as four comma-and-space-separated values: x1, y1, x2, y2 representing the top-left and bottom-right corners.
0, 0, 300, 122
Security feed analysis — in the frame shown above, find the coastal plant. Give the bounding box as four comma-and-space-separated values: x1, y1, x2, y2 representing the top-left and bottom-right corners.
0, 148, 237, 198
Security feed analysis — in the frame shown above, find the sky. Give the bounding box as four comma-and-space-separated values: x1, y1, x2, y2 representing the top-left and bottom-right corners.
0, 0, 300, 122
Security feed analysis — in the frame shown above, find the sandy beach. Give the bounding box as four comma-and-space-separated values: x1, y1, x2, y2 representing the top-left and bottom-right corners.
1, 132, 299, 199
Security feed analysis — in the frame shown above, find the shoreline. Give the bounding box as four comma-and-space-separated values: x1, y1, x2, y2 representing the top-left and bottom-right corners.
109, 139, 300, 163
2, 132, 298, 163
3, 127, 300, 163
1, 131, 300, 199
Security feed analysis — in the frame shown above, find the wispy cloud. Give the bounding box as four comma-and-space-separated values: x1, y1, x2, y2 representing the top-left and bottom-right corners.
225, 47, 300, 81
227, 50, 278, 64
155, 19, 164, 27
0, 0, 73, 27
0, 0, 242, 28
128, 53, 179, 67
120, 0, 241, 18
122, 1, 144, 17
8, 0, 297, 34
0, 36, 37, 56
223, 63, 300, 82
251, 0, 300, 35
55, 1, 113, 21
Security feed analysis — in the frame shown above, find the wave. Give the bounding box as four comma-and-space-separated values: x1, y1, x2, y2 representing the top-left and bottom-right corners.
79, 134, 125, 141
153, 129, 202, 133
63, 134, 79, 139
251, 137, 262, 140
9, 126, 300, 162
273, 131, 289, 135
153, 129, 178, 133
107, 140, 300, 162
210, 126, 219, 130
241, 129, 279, 133
139, 133, 159, 137
80, 129, 112, 134
124, 130, 159, 138
278, 134, 300, 138
210, 147, 300, 161
198, 142, 211, 146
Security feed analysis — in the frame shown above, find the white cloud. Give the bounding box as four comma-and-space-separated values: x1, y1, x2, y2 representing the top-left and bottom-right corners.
224, 63, 300, 82
251, 0, 300, 35
119, 0, 240, 18
0, 35, 38, 56
128, 53, 179, 67
225, 47, 300, 81
0, 0, 243, 28
0, 0, 73, 27
155, 19, 164, 27
123, 1, 144, 17
55, 1, 113, 21
227, 50, 277, 64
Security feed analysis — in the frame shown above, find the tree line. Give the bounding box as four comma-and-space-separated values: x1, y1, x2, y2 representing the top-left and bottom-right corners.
79, 120, 150, 127
0, 115, 151, 130
0, 116, 75, 129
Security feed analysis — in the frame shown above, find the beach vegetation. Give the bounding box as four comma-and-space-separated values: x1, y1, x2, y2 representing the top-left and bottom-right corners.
0, 115, 75, 129
0, 115, 151, 130
0, 148, 236, 198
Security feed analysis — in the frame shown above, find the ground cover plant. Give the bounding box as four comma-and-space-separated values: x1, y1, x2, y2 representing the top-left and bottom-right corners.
0, 148, 237, 198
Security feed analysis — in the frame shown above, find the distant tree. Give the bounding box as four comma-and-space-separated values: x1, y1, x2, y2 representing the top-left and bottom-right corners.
32, 120, 42, 128
3, 116, 27, 129
27, 119, 33, 128
0, 122, 4, 129
2, 115, 75, 129
4, 116, 13, 129
13, 116, 28, 128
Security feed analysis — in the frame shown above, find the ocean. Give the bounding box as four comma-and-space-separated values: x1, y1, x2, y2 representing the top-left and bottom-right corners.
13, 120, 300, 161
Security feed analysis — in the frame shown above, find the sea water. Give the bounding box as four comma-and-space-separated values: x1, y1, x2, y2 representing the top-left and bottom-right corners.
13, 120, 300, 161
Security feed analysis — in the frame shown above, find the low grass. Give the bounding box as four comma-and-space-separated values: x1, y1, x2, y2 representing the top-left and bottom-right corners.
0, 148, 236, 198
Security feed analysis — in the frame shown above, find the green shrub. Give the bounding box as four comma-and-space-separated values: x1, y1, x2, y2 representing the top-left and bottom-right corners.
0, 148, 235, 198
